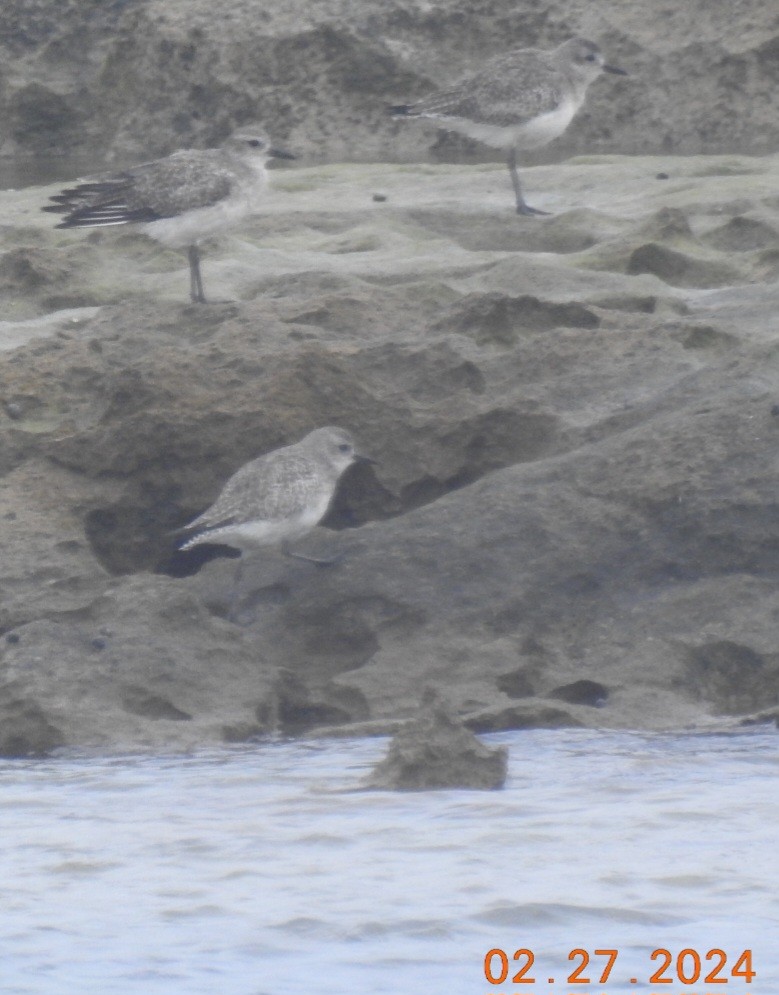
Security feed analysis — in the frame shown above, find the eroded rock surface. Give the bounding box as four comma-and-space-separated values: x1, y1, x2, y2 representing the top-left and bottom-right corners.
1, 149, 779, 753
2, 0, 779, 166
364, 694, 508, 790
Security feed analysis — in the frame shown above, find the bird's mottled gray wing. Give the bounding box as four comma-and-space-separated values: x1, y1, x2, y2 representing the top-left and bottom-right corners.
186, 452, 325, 531
124, 150, 235, 216
44, 150, 235, 227
411, 49, 563, 128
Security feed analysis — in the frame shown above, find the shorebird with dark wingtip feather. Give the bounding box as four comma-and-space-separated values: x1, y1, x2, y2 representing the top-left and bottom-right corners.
391, 37, 627, 215
179, 426, 375, 621
43, 127, 295, 303
180, 427, 375, 565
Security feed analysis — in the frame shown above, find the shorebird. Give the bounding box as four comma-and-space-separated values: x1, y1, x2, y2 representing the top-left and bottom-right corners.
179, 427, 375, 567
391, 37, 627, 215
42, 127, 294, 303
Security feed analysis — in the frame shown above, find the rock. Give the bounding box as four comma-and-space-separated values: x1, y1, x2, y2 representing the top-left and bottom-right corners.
0, 694, 64, 757
259, 669, 370, 735
431, 292, 600, 346
2, 150, 779, 752
738, 708, 779, 729
2, 0, 779, 164
626, 243, 741, 288
676, 640, 779, 715
7, 83, 80, 154
549, 680, 609, 707
0, 577, 280, 755
363, 694, 508, 790
465, 703, 584, 733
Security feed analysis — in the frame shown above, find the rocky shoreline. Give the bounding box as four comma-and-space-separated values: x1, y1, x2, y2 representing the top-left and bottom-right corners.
1, 0, 779, 756
1, 149, 778, 755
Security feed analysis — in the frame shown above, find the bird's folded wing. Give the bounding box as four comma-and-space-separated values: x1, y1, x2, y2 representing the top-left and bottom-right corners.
127, 152, 235, 216
44, 150, 236, 226
184, 455, 322, 532
411, 52, 563, 127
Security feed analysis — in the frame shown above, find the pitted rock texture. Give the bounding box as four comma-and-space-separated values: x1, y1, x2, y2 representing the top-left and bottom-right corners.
2, 0, 779, 166
364, 695, 509, 790
1, 148, 779, 753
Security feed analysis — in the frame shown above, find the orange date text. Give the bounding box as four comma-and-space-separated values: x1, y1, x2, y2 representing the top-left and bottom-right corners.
483, 947, 755, 987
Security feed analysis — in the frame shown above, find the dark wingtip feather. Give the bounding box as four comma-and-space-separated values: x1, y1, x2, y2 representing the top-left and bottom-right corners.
54, 217, 89, 229
53, 216, 93, 229
176, 515, 237, 550
49, 204, 162, 228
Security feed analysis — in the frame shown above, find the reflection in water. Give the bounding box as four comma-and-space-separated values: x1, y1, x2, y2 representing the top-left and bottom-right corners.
0, 729, 776, 995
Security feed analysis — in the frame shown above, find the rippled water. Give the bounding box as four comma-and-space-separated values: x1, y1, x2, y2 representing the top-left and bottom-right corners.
1, 729, 776, 994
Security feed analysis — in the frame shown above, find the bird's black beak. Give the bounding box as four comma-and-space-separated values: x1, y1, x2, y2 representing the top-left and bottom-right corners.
354, 453, 377, 465
269, 147, 297, 160
603, 64, 628, 76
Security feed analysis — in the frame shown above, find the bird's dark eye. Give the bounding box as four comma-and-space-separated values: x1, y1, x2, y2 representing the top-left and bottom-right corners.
338, 444, 351, 453
585, 53, 597, 62
247, 139, 262, 148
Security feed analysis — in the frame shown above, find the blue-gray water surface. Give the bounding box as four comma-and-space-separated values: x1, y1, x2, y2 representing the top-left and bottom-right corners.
1, 729, 776, 994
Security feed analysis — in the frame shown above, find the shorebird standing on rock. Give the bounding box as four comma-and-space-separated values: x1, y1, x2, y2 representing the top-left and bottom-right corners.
180, 426, 375, 572
42, 127, 295, 303
391, 37, 627, 215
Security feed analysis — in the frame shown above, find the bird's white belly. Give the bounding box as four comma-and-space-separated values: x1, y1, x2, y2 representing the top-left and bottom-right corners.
141, 182, 265, 248
434, 95, 581, 150
222, 492, 334, 550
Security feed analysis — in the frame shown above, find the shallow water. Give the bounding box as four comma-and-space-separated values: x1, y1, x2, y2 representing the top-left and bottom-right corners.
1, 729, 776, 994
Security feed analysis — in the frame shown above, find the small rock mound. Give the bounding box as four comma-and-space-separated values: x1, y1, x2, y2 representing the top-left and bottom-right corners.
433, 292, 599, 346
0, 694, 64, 758
363, 694, 508, 790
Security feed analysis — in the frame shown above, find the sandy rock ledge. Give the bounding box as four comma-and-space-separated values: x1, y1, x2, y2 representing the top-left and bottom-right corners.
1, 152, 779, 754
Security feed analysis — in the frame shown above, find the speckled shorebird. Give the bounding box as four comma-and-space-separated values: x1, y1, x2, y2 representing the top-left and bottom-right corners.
42, 127, 294, 303
391, 37, 627, 215
179, 427, 375, 568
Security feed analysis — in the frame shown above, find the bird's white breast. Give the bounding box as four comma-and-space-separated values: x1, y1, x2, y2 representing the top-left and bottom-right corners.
141, 167, 268, 248
514, 94, 581, 148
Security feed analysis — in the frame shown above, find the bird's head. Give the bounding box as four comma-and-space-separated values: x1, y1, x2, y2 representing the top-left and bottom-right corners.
560, 37, 628, 82
228, 128, 296, 161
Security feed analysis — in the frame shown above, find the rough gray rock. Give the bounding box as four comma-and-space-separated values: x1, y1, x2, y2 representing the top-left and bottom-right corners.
0, 576, 278, 753
363, 694, 508, 790
2, 146, 779, 753
1, 0, 779, 167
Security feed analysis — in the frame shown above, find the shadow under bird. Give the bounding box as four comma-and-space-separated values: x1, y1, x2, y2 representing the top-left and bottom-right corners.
42, 127, 295, 303
391, 36, 627, 215
179, 427, 375, 572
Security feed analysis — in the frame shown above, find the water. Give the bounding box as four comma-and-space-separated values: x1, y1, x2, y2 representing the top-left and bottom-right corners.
0, 729, 776, 995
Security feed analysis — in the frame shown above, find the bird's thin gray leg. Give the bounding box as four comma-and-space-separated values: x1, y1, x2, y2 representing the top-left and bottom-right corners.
188, 244, 207, 303
281, 539, 343, 567
507, 148, 550, 217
